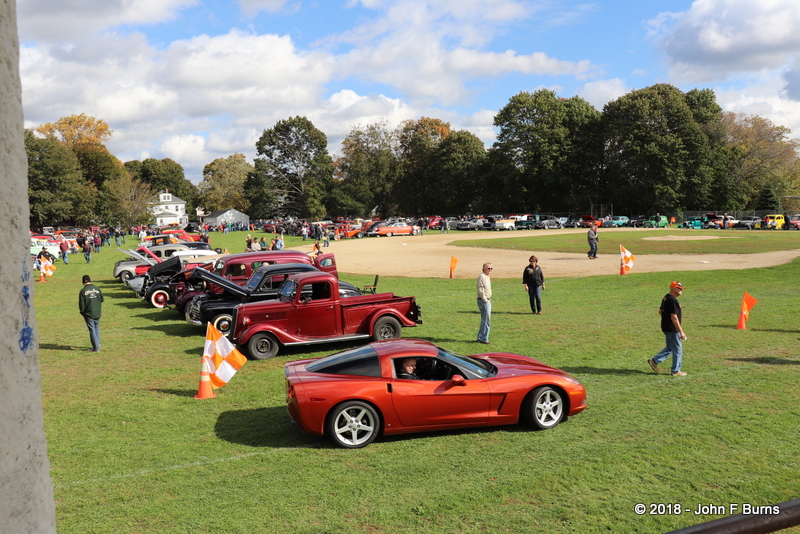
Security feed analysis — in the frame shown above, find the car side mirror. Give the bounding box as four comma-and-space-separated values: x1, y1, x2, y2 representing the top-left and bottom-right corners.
451, 374, 466, 385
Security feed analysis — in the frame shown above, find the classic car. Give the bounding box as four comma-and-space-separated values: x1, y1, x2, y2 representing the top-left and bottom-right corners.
456, 218, 484, 231
173, 250, 338, 312
578, 215, 602, 228
605, 216, 630, 228
534, 215, 563, 229
483, 215, 515, 231
733, 216, 761, 230
786, 215, 800, 230
30, 239, 61, 261
186, 263, 362, 334
284, 338, 587, 448
335, 224, 366, 239
626, 215, 648, 227
762, 214, 785, 229
161, 228, 202, 242
113, 244, 201, 282
366, 221, 421, 236
680, 216, 704, 229
643, 215, 668, 228
230, 271, 421, 360
514, 215, 541, 229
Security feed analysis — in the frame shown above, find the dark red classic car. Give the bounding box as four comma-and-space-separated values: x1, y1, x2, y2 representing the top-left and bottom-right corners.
284, 338, 587, 448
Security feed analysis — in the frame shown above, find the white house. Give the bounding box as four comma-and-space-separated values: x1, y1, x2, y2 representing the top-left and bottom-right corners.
152, 190, 189, 226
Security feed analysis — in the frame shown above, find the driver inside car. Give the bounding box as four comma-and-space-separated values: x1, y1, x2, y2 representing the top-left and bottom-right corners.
396, 358, 419, 379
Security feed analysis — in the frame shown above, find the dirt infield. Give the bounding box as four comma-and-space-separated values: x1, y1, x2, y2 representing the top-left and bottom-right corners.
289, 228, 800, 279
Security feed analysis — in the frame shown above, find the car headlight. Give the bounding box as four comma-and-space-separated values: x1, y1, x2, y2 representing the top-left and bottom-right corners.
563, 374, 581, 385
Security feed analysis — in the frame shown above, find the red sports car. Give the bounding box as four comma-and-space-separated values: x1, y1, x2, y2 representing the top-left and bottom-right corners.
284, 339, 587, 448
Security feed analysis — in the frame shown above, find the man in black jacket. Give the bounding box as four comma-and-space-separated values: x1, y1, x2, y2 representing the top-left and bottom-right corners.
79, 275, 104, 352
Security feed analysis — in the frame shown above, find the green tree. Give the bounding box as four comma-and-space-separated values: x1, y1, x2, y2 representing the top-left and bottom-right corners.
249, 116, 333, 219
428, 130, 486, 214
602, 84, 708, 213
492, 90, 601, 212
331, 120, 399, 218
394, 117, 451, 214
102, 173, 158, 229
26, 129, 93, 228
198, 154, 252, 213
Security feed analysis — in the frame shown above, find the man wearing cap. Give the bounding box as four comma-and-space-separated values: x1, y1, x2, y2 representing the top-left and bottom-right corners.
648, 281, 687, 376
79, 275, 104, 352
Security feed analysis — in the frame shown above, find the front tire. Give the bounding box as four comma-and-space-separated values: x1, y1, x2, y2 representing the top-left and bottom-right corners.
386, 232, 393, 237
120, 271, 134, 282
212, 314, 234, 335
372, 316, 402, 341
247, 332, 280, 360
149, 288, 170, 308
522, 386, 565, 430
326, 401, 380, 449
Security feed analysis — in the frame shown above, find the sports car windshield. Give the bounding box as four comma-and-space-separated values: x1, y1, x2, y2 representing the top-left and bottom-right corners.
436, 347, 497, 379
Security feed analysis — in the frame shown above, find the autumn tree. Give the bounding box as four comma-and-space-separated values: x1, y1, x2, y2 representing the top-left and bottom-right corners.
248, 116, 333, 219
198, 154, 252, 213
721, 112, 799, 209
35, 113, 113, 148
331, 120, 399, 218
102, 173, 158, 229
394, 117, 451, 214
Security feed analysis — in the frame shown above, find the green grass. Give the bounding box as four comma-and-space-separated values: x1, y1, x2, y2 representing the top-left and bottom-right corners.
452, 227, 800, 254
36, 231, 800, 533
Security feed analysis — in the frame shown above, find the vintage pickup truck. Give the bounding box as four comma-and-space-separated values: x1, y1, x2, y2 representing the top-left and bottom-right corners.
185, 263, 362, 334
230, 271, 422, 360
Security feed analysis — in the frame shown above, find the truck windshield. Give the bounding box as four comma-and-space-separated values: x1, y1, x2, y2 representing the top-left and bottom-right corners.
279, 280, 297, 301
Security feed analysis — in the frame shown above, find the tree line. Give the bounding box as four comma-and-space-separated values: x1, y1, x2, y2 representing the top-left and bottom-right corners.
28, 84, 800, 229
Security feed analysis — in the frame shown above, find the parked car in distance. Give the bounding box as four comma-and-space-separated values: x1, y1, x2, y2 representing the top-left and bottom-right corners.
534, 215, 563, 229
113, 244, 199, 282
786, 214, 800, 230
762, 214, 785, 229
514, 215, 540, 230
733, 216, 761, 230
578, 215, 602, 228
231, 271, 421, 360
367, 221, 421, 236
680, 216, 704, 229
643, 215, 668, 228
605, 216, 629, 228
626, 215, 647, 227
284, 338, 587, 448
456, 219, 484, 231
30, 239, 61, 261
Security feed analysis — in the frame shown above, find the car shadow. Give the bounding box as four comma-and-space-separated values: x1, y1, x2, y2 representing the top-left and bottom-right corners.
727, 357, 800, 366
214, 407, 324, 448
560, 366, 649, 376
130, 322, 199, 338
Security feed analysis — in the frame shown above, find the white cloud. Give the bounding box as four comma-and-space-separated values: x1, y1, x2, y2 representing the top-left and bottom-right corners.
653, 0, 800, 83
17, 0, 198, 41
237, 0, 295, 17
577, 79, 629, 110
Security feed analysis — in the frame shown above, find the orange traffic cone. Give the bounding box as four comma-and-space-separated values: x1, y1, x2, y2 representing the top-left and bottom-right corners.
736, 310, 747, 330
619, 260, 627, 275
38, 269, 45, 282
194, 358, 216, 399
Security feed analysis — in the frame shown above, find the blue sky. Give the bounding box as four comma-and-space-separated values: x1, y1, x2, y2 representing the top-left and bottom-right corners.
16, 0, 800, 183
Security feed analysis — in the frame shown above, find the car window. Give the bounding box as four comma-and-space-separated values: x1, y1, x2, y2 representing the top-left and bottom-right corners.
309, 282, 331, 301
306, 345, 381, 377
394, 356, 460, 381
436, 347, 497, 379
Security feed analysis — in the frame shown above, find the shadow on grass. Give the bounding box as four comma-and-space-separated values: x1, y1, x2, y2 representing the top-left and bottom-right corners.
215, 407, 323, 448
151, 388, 198, 397
40, 343, 86, 351
727, 357, 800, 365
560, 366, 648, 376
706, 325, 800, 334
130, 322, 199, 337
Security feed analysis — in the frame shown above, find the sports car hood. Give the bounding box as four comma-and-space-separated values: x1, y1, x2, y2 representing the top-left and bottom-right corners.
477, 352, 569, 377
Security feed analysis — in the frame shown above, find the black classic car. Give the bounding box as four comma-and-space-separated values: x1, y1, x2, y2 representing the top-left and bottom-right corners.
185, 263, 362, 335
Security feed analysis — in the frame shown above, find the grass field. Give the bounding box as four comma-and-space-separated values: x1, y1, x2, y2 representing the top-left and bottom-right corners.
34, 231, 800, 533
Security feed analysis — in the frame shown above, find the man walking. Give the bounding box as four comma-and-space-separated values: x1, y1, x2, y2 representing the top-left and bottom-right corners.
79, 275, 104, 352
522, 255, 545, 314
476, 262, 493, 344
587, 224, 598, 259
648, 281, 687, 376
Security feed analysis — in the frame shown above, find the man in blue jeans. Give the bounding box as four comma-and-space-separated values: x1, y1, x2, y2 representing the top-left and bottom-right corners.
79, 275, 104, 352
648, 281, 687, 376
476, 263, 493, 344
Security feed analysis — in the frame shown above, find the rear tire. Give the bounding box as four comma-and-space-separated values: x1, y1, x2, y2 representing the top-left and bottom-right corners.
149, 288, 170, 308
372, 316, 402, 341
326, 401, 380, 449
120, 271, 134, 282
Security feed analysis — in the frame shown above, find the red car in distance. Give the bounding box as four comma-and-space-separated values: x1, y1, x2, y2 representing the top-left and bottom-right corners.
284, 339, 587, 448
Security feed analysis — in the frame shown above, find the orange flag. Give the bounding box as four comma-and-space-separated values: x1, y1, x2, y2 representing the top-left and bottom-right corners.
203, 323, 248, 389
740, 292, 758, 323
619, 245, 635, 275
449, 256, 458, 278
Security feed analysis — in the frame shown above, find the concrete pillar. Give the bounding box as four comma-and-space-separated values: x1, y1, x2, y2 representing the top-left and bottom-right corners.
0, 0, 58, 531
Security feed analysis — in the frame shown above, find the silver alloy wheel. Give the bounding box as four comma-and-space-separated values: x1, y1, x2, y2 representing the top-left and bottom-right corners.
329, 401, 379, 448
533, 387, 564, 429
